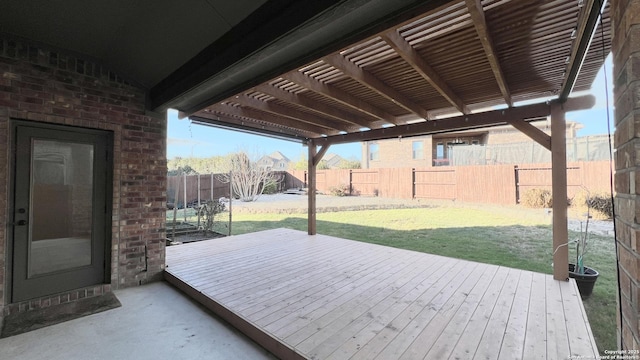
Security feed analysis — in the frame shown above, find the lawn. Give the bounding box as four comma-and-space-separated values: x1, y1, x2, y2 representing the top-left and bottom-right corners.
227, 206, 617, 354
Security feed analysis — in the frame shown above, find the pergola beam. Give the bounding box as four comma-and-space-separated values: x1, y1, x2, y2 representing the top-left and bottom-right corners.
381, 30, 469, 114
315, 95, 594, 146
190, 114, 308, 143
465, 0, 512, 107
254, 84, 376, 129
281, 72, 401, 125
324, 53, 432, 120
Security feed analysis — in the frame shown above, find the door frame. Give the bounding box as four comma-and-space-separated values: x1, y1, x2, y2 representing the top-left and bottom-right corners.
7, 120, 113, 303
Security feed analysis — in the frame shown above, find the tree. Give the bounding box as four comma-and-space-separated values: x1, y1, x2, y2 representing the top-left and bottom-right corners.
218, 151, 277, 202
337, 159, 361, 169
289, 153, 331, 170
290, 153, 308, 170
318, 160, 330, 170
167, 164, 198, 176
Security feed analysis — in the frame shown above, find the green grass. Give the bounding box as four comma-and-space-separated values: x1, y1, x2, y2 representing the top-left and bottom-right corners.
227, 206, 617, 354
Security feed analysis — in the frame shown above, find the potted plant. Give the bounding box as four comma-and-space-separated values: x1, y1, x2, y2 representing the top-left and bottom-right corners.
568, 192, 600, 299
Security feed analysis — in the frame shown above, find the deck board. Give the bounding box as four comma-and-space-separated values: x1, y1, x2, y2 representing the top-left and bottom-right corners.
165, 228, 598, 360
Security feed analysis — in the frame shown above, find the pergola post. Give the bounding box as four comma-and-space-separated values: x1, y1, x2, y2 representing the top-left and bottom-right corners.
308, 140, 317, 235
551, 102, 569, 281
307, 140, 331, 235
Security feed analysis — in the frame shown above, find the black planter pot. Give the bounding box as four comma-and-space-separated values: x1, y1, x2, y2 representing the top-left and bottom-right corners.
569, 263, 599, 299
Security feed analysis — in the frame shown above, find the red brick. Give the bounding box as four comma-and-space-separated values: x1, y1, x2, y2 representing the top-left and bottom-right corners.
0, 38, 166, 323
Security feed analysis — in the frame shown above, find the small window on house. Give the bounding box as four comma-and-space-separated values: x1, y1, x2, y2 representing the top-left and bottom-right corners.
412, 141, 423, 159
369, 143, 379, 161
436, 143, 444, 159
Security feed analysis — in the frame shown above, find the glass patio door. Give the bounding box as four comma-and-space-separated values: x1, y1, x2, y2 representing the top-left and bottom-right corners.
11, 122, 112, 302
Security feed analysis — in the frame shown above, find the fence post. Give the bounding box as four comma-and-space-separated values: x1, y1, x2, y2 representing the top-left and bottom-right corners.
412, 168, 416, 199
514, 165, 520, 204
349, 170, 353, 196
183, 173, 187, 222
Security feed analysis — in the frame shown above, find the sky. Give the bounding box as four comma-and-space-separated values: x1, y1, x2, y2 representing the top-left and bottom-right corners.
166, 55, 614, 161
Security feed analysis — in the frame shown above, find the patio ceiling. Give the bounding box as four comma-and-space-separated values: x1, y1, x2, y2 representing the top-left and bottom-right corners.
1, 0, 610, 144
190, 0, 611, 144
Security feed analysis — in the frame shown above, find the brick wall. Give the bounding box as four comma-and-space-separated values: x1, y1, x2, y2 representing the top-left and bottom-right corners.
363, 137, 433, 169
612, 0, 640, 349
0, 38, 167, 319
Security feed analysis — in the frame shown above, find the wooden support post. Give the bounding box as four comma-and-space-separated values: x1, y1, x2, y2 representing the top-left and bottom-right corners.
551, 103, 569, 281
308, 140, 317, 235
183, 173, 187, 222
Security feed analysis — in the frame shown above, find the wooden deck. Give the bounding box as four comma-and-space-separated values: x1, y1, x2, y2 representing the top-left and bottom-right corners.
165, 228, 598, 360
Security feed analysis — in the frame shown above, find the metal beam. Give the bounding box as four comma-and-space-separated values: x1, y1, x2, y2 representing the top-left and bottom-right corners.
152, 0, 453, 114
189, 115, 308, 143
381, 30, 469, 114
559, 0, 606, 101
151, 0, 345, 111
465, 0, 512, 106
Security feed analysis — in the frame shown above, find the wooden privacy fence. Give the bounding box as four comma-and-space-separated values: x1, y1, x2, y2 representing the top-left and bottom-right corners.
283, 161, 611, 205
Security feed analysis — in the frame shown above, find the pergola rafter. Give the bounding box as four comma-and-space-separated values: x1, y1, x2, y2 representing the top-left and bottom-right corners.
253, 83, 377, 129
233, 94, 355, 133
381, 30, 469, 114
323, 53, 432, 120
465, 0, 512, 107
201, 104, 331, 136
281, 72, 401, 125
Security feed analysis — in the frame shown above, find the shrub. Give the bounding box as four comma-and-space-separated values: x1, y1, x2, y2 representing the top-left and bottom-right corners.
588, 194, 613, 219
329, 184, 351, 197
572, 190, 613, 220
262, 179, 279, 195
521, 188, 553, 208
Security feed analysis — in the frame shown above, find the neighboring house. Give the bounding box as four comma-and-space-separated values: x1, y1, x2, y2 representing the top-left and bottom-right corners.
257, 151, 291, 170
361, 120, 582, 169
323, 153, 345, 168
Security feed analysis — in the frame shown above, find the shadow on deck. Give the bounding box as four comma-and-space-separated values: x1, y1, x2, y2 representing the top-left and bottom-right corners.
165, 228, 597, 360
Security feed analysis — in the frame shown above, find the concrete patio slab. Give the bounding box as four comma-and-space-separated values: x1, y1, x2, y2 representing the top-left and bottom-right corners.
0, 282, 274, 360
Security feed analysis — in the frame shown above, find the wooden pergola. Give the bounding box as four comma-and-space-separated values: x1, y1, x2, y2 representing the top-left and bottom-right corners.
185, 0, 611, 281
